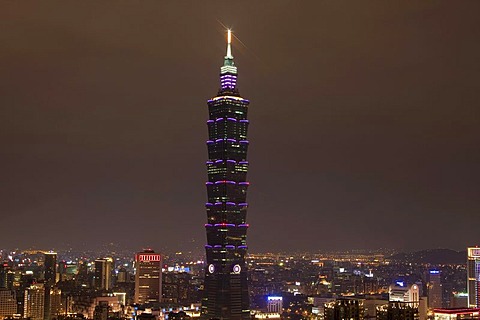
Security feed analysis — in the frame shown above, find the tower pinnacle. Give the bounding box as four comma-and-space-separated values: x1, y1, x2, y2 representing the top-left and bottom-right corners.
222, 29, 236, 70
226, 29, 233, 59
221, 29, 238, 89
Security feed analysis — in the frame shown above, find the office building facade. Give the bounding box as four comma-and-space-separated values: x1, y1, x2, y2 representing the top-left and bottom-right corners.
389, 282, 420, 307
324, 298, 364, 320
43, 252, 57, 285
376, 302, 419, 320
23, 283, 45, 320
0, 288, 17, 318
266, 296, 283, 313
94, 258, 114, 291
428, 270, 443, 308
468, 247, 480, 308
134, 250, 162, 304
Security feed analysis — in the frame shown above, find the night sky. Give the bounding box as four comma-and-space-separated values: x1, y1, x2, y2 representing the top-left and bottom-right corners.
1, 2, 479, 253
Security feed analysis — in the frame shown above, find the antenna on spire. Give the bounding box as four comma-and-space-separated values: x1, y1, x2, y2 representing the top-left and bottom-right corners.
226, 29, 233, 59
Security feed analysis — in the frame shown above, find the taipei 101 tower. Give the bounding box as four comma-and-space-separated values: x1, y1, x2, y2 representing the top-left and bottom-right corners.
201, 30, 251, 320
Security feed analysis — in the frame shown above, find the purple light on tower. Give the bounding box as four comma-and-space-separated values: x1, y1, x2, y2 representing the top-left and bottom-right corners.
221, 74, 238, 90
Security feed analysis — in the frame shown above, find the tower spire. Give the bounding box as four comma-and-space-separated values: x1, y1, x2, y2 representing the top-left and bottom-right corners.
222, 29, 236, 69
220, 29, 238, 89
226, 29, 233, 59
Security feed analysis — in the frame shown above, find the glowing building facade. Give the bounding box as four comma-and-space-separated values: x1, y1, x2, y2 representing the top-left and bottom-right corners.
468, 247, 480, 308
428, 270, 442, 308
43, 252, 57, 320
267, 296, 283, 313
43, 252, 57, 285
201, 30, 250, 320
23, 283, 45, 320
389, 282, 419, 307
324, 299, 364, 320
94, 258, 113, 291
0, 288, 17, 318
134, 250, 162, 305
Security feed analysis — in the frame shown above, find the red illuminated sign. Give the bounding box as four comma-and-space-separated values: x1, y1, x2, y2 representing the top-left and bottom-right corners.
137, 254, 161, 262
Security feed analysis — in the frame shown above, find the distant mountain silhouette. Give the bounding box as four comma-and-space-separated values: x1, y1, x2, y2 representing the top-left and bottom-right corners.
388, 249, 466, 265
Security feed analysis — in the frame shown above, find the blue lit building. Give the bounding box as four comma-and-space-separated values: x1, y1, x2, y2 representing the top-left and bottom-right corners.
428, 269, 442, 308
201, 30, 251, 320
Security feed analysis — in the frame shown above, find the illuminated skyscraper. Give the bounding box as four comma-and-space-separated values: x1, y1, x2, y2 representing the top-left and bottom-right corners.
49, 287, 63, 317
202, 30, 250, 320
0, 288, 17, 318
428, 270, 442, 308
267, 296, 283, 313
376, 302, 419, 320
94, 258, 113, 291
43, 252, 57, 285
389, 282, 420, 307
43, 252, 57, 320
23, 283, 45, 320
134, 250, 162, 304
468, 247, 480, 308
324, 299, 364, 320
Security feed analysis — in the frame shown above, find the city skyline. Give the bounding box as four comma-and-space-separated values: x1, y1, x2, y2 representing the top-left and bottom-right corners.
1, 2, 480, 252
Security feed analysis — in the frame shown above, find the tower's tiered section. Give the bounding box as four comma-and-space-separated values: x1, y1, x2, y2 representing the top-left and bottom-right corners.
202, 30, 250, 320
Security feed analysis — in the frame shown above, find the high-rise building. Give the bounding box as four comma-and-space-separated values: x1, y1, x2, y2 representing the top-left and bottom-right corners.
0, 264, 10, 289
162, 272, 197, 304
43, 252, 57, 320
76, 261, 90, 288
266, 296, 283, 313
324, 298, 364, 320
451, 292, 468, 308
134, 250, 162, 305
0, 288, 17, 318
49, 287, 63, 317
389, 282, 420, 307
117, 268, 129, 283
428, 270, 443, 308
23, 283, 45, 320
201, 29, 251, 320
376, 302, 419, 320
468, 247, 480, 308
44, 252, 57, 285
94, 258, 114, 291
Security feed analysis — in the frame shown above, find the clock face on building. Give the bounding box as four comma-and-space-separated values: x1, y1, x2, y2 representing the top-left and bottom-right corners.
208, 264, 215, 274
232, 264, 241, 274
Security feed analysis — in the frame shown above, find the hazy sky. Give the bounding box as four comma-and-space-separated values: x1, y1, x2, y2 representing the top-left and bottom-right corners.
1, 1, 479, 253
